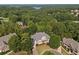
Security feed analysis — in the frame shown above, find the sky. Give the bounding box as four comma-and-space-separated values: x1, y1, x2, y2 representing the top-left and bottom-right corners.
0, 0, 79, 4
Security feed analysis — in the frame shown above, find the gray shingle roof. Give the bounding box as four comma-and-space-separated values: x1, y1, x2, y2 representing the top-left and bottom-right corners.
0, 33, 16, 51
31, 32, 50, 42
62, 38, 79, 52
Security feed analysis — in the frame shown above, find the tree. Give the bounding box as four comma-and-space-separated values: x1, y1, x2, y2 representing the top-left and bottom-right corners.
8, 33, 33, 53
53, 12, 77, 21
14, 24, 23, 36
21, 33, 33, 53
27, 21, 37, 34
8, 35, 21, 52
52, 22, 66, 38
49, 34, 61, 49
9, 14, 18, 23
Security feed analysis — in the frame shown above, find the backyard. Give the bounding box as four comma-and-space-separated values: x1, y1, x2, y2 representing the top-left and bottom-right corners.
36, 44, 51, 54
36, 44, 61, 55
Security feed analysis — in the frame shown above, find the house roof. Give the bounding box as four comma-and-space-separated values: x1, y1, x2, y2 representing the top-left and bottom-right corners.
16, 21, 23, 25
31, 32, 50, 42
0, 33, 16, 51
72, 21, 79, 23
62, 38, 79, 52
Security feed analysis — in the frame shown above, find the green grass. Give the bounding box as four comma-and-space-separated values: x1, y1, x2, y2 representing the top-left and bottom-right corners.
43, 51, 54, 55
36, 44, 51, 54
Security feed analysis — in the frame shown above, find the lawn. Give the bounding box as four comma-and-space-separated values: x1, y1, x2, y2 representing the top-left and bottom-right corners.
36, 44, 61, 55
43, 51, 54, 55
36, 44, 51, 54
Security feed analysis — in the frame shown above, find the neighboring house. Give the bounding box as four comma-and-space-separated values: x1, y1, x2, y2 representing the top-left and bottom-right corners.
0, 33, 16, 52
16, 21, 26, 29
16, 21, 23, 26
72, 21, 79, 23
62, 38, 79, 55
31, 32, 50, 48
0, 17, 9, 23
0, 17, 4, 20
71, 9, 79, 16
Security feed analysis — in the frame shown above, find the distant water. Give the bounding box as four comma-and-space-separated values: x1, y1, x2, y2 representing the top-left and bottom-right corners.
33, 7, 41, 9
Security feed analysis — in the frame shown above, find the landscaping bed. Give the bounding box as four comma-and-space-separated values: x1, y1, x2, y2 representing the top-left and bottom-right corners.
43, 51, 54, 55
0, 50, 10, 55
8, 51, 27, 55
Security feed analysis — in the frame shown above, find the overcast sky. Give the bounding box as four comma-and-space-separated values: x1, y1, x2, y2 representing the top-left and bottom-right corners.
0, 0, 79, 4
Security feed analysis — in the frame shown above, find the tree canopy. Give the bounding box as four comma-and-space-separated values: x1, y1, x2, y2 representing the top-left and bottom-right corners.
49, 34, 61, 49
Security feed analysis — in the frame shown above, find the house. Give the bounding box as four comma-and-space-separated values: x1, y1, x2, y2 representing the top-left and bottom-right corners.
16, 21, 23, 26
31, 32, 50, 48
16, 21, 27, 29
62, 38, 79, 55
72, 21, 79, 23
0, 33, 16, 52
74, 9, 79, 13
70, 9, 79, 16
0, 17, 9, 23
